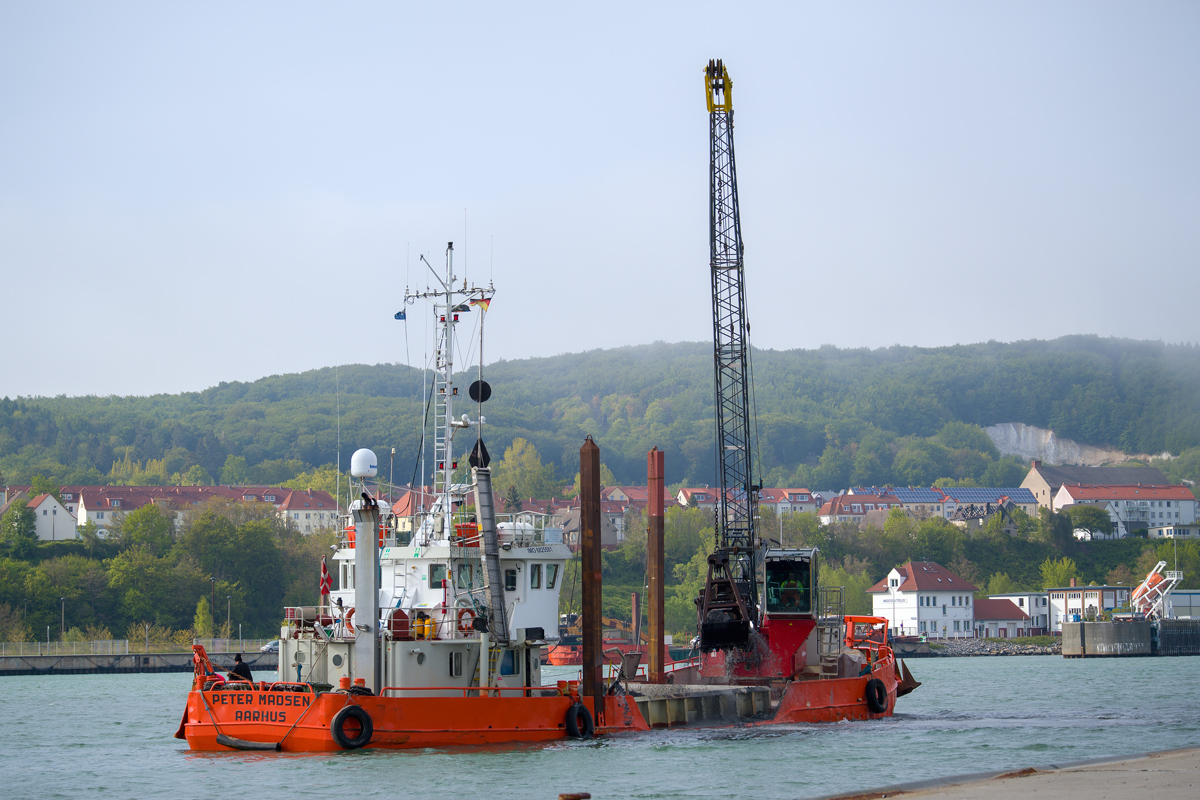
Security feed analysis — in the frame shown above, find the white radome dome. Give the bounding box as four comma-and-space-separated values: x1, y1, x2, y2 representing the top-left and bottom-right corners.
350, 448, 378, 478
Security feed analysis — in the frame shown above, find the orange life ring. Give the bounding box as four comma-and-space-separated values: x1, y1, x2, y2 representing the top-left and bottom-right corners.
457, 607, 475, 634
344, 607, 355, 631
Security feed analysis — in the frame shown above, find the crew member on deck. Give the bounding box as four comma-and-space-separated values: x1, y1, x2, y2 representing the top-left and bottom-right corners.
228, 653, 253, 682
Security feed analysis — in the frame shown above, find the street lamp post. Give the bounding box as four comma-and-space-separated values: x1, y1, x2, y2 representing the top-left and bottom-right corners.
60, 596, 66, 639
210, 576, 215, 637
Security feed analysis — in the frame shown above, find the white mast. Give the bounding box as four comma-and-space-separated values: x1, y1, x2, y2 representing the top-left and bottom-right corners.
407, 242, 492, 544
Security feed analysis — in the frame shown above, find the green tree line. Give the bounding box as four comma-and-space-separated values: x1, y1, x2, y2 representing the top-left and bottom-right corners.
5, 336, 1200, 497
0, 499, 333, 642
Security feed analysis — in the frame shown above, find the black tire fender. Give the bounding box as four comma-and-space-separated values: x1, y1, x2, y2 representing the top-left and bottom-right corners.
565, 702, 594, 739
865, 678, 888, 714
330, 704, 373, 749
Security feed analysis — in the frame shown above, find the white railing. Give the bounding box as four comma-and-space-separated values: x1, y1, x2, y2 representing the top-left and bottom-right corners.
0, 640, 130, 657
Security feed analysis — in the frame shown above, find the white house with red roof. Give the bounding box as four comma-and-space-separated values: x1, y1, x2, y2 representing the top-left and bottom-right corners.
73, 484, 338, 536
868, 560, 977, 638
676, 488, 719, 510
818, 493, 902, 525
1053, 484, 1197, 538
972, 598, 1030, 638
27, 493, 78, 541
758, 488, 820, 515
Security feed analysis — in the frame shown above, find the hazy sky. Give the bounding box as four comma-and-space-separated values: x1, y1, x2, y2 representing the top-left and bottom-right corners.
2, 2, 1198, 398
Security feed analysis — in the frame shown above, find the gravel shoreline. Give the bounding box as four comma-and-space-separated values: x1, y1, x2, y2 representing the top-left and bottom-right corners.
930, 638, 1061, 656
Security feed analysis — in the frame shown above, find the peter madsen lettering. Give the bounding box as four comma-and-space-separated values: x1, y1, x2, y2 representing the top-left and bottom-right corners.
211, 690, 310, 722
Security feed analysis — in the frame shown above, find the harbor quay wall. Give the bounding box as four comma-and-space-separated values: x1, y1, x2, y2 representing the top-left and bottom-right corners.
1062, 621, 1151, 658
0, 651, 278, 677
1157, 619, 1200, 656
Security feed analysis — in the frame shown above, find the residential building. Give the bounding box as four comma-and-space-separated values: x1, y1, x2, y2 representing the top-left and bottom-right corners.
973, 599, 1031, 638
864, 487, 949, 519
1047, 581, 1133, 632
867, 560, 977, 638
818, 493, 902, 525
948, 501, 1021, 535
1149, 524, 1200, 539
602, 485, 676, 510
986, 592, 1050, 634
72, 484, 338, 536
27, 493, 78, 541
1053, 484, 1197, 538
851, 486, 1037, 519
1021, 461, 1168, 510
938, 487, 1038, 517
758, 488, 820, 515
676, 488, 719, 510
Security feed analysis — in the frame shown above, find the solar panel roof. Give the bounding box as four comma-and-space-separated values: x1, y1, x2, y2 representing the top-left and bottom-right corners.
889, 488, 943, 503
941, 487, 1036, 504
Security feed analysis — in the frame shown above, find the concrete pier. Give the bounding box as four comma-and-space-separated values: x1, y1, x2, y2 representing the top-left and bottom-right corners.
0, 651, 278, 677
1062, 620, 1151, 657
809, 746, 1200, 800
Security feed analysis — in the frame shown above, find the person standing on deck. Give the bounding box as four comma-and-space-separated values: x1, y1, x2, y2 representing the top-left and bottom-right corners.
228, 653, 253, 682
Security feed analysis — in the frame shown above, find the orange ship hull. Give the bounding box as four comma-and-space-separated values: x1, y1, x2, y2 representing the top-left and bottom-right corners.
769, 652, 898, 724
182, 689, 649, 751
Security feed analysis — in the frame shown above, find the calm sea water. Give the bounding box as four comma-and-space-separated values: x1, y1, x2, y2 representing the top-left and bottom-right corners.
2, 656, 1198, 800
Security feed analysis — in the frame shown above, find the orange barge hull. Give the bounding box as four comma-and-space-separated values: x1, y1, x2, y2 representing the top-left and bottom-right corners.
183, 691, 648, 751
770, 653, 898, 724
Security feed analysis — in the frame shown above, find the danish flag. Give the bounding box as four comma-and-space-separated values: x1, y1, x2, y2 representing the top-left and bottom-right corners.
320, 555, 332, 596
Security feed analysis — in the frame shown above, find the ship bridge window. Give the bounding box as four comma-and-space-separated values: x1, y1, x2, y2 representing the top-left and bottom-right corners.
530, 563, 542, 589
504, 569, 517, 592
499, 649, 520, 676
429, 563, 448, 589
764, 559, 811, 614
449, 650, 463, 678
546, 563, 559, 590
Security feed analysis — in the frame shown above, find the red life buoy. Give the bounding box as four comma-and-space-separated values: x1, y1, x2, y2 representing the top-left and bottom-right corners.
457, 607, 475, 634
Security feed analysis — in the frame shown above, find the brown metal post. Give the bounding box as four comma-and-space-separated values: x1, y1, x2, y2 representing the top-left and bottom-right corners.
647, 446, 666, 683
580, 436, 604, 724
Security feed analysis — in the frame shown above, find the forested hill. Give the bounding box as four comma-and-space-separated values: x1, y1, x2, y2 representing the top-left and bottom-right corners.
4, 335, 1200, 494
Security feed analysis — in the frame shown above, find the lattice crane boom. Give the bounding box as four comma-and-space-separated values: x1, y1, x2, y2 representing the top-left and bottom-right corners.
696, 59, 761, 651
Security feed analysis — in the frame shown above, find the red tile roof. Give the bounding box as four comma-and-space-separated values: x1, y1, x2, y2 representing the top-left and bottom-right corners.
26, 493, 52, 510
867, 561, 979, 593
1056, 484, 1195, 502
973, 598, 1029, 621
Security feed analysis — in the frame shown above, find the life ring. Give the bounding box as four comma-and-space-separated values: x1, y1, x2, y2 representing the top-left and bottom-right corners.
565, 702, 594, 739
457, 607, 475, 634
343, 607, 355, 633
330, 705, 373, 749
865, 678, 888, 714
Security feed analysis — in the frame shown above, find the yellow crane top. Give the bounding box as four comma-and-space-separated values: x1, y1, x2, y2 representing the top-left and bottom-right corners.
705, 59, 732, 114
